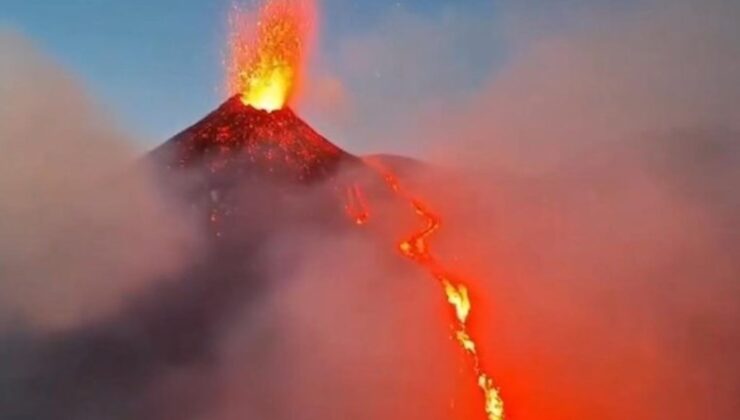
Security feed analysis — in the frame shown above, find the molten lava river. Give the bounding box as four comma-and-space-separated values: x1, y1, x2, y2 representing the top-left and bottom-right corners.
344, 159, 506, 420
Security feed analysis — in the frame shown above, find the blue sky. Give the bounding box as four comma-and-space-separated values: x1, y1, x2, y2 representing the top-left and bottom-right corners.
0, 0, 498, 148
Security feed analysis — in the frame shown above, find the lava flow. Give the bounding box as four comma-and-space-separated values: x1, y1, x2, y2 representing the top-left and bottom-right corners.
164, 1, 505, 417
357, 159, 506, 420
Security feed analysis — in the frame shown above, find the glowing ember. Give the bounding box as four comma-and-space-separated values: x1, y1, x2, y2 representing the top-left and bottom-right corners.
353, 160, 506, 420
228, 0, 315, 111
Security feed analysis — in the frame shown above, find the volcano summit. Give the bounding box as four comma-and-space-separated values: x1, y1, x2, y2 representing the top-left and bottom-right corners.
153, 96, 357, 183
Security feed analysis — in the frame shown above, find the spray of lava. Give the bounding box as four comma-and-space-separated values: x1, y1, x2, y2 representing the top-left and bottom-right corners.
228, 0, 315, 111
356, 159, 506, 420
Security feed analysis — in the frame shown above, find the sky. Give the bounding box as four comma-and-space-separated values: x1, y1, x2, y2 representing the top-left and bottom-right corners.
0, 0, 498, 149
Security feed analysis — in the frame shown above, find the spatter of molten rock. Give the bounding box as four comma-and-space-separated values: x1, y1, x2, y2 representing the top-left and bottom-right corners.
228, 0, 316, 111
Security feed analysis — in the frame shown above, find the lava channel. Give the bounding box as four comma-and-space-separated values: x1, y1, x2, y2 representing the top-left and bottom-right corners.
349, 158, 506, 420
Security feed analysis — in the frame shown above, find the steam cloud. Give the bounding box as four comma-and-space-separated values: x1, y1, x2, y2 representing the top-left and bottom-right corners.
2, 0, 739, 419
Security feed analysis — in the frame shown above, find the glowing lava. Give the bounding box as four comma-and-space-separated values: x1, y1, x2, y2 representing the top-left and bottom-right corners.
356, 160, 506, 420
228, 0, 315, 111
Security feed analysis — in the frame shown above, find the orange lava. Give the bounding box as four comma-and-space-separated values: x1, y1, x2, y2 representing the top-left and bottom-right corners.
355, 159, 505, 420
227, 0, 316, 111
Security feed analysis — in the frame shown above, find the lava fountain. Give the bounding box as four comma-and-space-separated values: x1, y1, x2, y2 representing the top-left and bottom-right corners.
227, 0, 316, 111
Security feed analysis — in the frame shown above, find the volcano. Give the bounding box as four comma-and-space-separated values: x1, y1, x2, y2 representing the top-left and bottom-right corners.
150, 96, 366, 243
150, 94, 504, 420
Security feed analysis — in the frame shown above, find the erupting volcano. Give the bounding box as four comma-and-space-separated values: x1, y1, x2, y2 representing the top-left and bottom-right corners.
156, 0, 339, 183
152, 1, 505, 418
